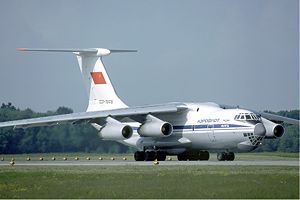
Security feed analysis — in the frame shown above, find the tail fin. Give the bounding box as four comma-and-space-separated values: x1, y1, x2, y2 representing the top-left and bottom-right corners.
17, 48, 137, 111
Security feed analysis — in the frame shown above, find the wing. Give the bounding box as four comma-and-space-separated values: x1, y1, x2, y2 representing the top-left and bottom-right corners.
258, 112, 299, 125
0, 103, 188, 129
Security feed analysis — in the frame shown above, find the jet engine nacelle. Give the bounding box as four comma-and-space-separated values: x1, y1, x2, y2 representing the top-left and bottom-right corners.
138, 114, 173, 137
261, 117, 284, 138
98, 117, 133, 140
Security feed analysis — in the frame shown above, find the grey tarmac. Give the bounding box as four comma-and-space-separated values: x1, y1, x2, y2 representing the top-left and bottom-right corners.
0, 160, 298, 166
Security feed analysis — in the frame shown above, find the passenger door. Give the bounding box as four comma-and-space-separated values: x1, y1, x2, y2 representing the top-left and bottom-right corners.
207, 124, 216, 142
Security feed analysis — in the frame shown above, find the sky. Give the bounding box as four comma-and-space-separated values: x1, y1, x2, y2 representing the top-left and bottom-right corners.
0, 0, 299, 113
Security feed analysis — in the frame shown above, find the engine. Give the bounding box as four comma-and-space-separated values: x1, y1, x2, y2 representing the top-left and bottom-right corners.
98, 117, 133, 140
261, 117, 285, 138
138, 114, 173, 137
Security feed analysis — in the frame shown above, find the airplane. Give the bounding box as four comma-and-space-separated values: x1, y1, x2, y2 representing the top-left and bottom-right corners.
0, 48, 298, 161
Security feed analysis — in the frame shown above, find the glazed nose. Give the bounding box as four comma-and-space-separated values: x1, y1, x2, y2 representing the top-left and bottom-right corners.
254, 123, 266, 136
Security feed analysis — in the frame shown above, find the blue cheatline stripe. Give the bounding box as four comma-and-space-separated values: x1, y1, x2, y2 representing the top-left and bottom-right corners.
174, 124, 251, 130
131, 124, 251, 132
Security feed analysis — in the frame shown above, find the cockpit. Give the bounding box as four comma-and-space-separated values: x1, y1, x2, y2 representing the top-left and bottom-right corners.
234, 113, 261, 124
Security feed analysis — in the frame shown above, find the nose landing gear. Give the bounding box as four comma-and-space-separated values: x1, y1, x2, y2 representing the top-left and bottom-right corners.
217, 152, 235, 161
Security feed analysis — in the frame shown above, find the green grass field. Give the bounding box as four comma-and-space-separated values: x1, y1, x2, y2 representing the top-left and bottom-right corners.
0, 165, 298, 199
0, 152, 299, 198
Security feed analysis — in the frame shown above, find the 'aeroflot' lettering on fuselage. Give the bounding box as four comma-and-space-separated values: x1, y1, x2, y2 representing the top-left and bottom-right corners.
197, 118, 220, 123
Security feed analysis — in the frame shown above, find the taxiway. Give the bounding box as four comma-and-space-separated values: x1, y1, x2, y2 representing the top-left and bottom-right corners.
0, 160, 298, 166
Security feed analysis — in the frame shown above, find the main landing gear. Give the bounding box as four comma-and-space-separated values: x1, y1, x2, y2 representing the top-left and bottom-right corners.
217, 152, 235, 161
134, 150, 235, 161
177, 150, 210, 161
134, 151, 167, 161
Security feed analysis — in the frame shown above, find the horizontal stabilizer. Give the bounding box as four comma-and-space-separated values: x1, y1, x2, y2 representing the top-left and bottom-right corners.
110, 50, 137, 53
16, 48, 137, 56
16, 48, 98, 53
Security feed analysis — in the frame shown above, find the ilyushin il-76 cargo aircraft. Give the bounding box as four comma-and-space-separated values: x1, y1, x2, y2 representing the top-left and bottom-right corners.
0, 48, 298, 161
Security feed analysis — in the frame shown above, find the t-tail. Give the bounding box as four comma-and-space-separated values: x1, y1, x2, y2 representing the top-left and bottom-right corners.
17, 48, 137, 111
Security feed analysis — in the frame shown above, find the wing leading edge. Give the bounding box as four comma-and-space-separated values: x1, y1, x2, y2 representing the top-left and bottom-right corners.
0, 103, 188, 129
258, 112, 299, 125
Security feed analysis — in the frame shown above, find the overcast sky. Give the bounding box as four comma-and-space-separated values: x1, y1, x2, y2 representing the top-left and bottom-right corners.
0, 0, 298, 112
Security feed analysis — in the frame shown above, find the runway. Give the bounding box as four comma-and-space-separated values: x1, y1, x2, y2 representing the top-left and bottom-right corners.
0, 160, 298, 166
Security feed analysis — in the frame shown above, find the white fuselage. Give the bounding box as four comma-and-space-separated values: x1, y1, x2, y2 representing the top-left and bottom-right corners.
119, 102, 263, 154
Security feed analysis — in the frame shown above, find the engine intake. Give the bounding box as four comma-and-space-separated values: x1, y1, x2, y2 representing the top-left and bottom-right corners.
138, 114, 173, 137
261, 117, 285, 138
273, 124, 284, 138
98, 117, 133, 140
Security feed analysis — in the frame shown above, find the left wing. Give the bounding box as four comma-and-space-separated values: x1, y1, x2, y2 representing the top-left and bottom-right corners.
258, 112, 299, 125
0, 103, 188, 129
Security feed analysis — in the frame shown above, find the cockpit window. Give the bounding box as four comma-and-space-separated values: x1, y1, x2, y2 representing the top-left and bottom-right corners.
234, 112, 260, 124
251, 114, 257, 120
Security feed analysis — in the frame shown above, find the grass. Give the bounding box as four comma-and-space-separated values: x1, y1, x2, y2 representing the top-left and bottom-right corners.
0, 165, 299, 199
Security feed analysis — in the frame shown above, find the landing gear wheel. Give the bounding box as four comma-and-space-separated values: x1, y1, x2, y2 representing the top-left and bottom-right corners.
217, 152, 226, 161
177, 152, 188, 161
217, 152, 235, 161
227, 152, 235, 161
187, 151, 200, 161
199, 151, 210, 160
156, 151, 166, 161
145, 151, 156, 161
134, 151, 145, 161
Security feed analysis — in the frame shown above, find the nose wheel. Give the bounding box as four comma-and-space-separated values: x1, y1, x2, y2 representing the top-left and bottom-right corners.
217, 152, 235, 161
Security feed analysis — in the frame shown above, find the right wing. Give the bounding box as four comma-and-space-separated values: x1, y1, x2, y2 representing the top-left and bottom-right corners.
0, 103, 188, 129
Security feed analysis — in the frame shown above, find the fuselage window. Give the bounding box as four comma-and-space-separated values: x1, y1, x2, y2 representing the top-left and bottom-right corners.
240, 115, 245, 120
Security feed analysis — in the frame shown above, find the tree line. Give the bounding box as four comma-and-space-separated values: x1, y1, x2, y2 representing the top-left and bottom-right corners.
0, 103, 298, 154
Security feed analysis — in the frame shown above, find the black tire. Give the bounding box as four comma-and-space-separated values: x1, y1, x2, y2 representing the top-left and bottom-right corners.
188, 151, 200, 161
145, 151, 156, 161
227, 152, 235, 161
156, 151, 166, 161
177, 152, 188, 161
134, 151, 145, 161
217, 152, 226, 161
199, 151, 210, 160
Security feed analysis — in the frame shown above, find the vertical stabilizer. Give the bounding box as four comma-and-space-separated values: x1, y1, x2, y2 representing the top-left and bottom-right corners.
76, 51, 128, 111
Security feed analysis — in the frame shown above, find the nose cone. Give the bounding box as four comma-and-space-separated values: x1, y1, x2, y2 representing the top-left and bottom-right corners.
254, 123, 266, 136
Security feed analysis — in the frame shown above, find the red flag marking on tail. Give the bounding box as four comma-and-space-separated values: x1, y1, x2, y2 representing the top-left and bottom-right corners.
91, 72, 106, 84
